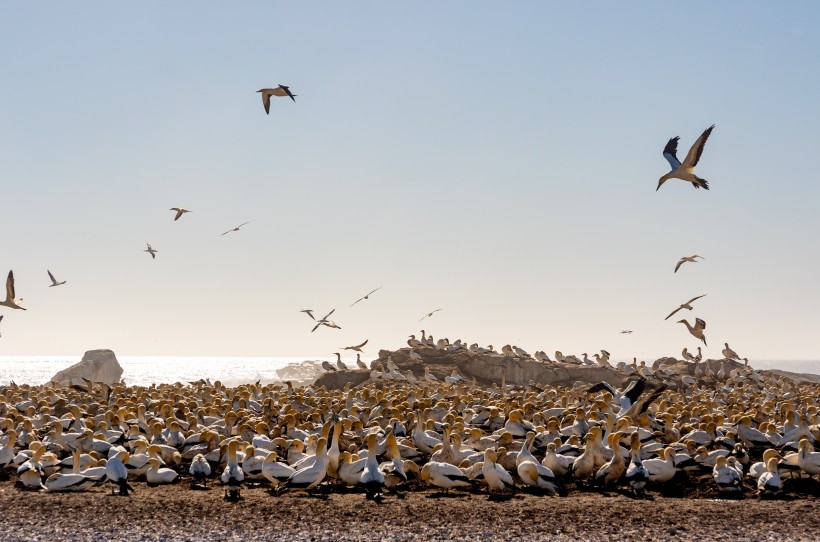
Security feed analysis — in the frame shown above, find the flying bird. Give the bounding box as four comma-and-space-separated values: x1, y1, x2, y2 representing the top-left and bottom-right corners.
342, 340, 368, 352
221, 222, 250, 236
257, 84, 296, 114
349, 287, 382, 308
664, 294, 707, 320
657, 125, 715, 191
1, 271, 26, 310
47, 270, 66, 287
144, 243, 158, 259
675, 255, 705, 273
311, 309, 340, 332
169, 208, 191, 221
419, 309, 443, 322
678, 318, 707, 346
620, 330, 633, 334
300, 309, 315, 321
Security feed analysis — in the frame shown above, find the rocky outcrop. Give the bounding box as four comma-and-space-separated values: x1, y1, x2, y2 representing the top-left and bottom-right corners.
52, 349, 123, 386
314, 347, 626, 390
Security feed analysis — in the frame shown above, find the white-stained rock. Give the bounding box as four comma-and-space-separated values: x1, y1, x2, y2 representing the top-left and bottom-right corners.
52, 349, 123, 386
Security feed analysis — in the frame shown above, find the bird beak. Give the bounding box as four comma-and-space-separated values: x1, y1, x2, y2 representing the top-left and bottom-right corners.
656, 180, 663, 191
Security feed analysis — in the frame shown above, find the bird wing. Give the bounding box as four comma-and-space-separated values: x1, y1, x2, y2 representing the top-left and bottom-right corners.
321, 308, 335, 321
662, 136, 681, 171
301, 310, 315, 320
47, 270, 57, 285
349, 297, 365, 308
682, 125, 715, 168
695, 318, 706, 332
685, 294, 707, 305
238, 221, 250, 228
356, 339, 368, 349
172, 209, 183, 220
623, 377, 647, 405
601, 350, 610, 357
586, 382, 616, 396
220, 229, 232, 236
311, 321, 322, 332
367, 287, 382, 296
279, 84, 296, 102
674, 258, 685, 273
262, 92, 271, 114
664, 306, 684, 320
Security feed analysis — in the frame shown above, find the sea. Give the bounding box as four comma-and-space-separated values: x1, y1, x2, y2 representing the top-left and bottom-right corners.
0, 356, 818, 388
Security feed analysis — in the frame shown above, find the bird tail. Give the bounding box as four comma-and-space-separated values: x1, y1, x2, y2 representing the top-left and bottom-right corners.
694, 176, 709, 190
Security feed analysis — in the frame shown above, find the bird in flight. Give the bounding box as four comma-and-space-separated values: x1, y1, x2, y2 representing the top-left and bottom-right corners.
419, 309, 443, 322
674, 255, 705, 273
221, 222, 250, 236
350, 287, 382, 308
678, 318, 707, 346
47, 270, 66, 287
1, 271, 26, 310
300, 309, 315, 321
657, 125, 715, 191
620, 330, 633, 334
169, 208, 191, 221
342, 340, 368, 352
664, 294, 707, 320
311, 309, 341, 332
257, 85, 296, 114
144, 243, 158, 259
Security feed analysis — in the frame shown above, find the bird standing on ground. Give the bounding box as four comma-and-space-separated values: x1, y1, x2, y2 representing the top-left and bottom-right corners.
350, 287, 382, 307
144, 244, 158, 260
1, 271, 26, 310
722, 343, 740, 360
665, 294, 707, 320
334, 353, 349, 371
657, 125, 715, 191
678, 318, 707, 346
47, 270, 66, 287
674, 255, 705, 273
221, 222, 250, 236
169, 208, 191, 221
257, 85, 296, 114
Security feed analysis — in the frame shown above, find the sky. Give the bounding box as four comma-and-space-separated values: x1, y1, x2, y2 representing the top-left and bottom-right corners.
1, 2, 819, 361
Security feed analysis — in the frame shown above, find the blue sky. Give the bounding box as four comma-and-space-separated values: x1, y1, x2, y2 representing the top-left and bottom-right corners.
1, 2, 819, 360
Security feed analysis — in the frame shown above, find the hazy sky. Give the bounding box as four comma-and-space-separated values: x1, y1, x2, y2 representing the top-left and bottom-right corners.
1, 2, 819, 361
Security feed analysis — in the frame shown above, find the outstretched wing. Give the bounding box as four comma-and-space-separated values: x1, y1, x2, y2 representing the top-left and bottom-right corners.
662, 137, 681, 171
674, 258, 685, 273
6, 271, 15, 300
694, 318, 706, 332
47, 270, 57, 284
682, 125, 715, 168
586, 381, 616, 396
664, 306, 683, 321
685, 294, 707, 305
622, 377, 647, 405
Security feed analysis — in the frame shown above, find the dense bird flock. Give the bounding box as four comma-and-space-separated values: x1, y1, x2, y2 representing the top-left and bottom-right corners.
1, 345, 819, 502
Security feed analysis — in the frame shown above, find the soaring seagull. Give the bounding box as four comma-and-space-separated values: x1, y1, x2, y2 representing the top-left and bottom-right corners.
257, 85, 296, 114
1, 271, 25, 310
144, 243, 158, 259
664, 294, 707, 320
342, 340, 368, 352
169, 208, 191, 221
657, 125, 715, 191
419, 309, 443, 322
47, 270, 66, 287
350, 287, 382, 308
675, 255, 705, 273
678, 318, 707, 346
221, 222, 250, 236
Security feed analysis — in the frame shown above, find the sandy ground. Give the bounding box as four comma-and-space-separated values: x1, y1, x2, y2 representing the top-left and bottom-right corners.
1, 478, 817, 542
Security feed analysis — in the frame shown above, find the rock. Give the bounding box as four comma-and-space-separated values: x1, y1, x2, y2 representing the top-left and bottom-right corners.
275, 360, 328, 387
51, 349, 123, 386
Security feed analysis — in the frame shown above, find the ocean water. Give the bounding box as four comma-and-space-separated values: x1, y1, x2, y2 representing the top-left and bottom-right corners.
0, 356, 331, 387
0, 356, 817, 388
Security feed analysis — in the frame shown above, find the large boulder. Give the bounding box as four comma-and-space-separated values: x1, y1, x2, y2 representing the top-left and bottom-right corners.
52, 349, 123, 386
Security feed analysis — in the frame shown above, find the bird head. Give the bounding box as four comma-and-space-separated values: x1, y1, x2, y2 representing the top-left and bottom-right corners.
656, 175, 669, 191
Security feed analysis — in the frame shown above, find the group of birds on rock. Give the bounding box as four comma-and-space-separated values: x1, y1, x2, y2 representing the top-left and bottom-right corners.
1, 352, 818, 502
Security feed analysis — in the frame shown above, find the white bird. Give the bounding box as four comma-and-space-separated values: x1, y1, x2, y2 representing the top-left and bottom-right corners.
221, 440, 244, 501
47, 270, 66, 287
674, 255, 705, 273
757, 457, 782, 496
106, 450, 134, 495
419, 309, 443, 322
624, 434, 649, 493
360, 433, 385, 499
334, 352, 349, 370
643, 447, 677, 483
797, 439, 820, 476
665, 294, 706, 320
722, 343, 740, 360
16, 446, 47, 489
221, 221, 250, 236
350, 287, 381, 308
279, 437, 329, 493
678, 318, 707, 346
169, 207, 191, 221
1, 271, 26, 310
189, 453, 211, 487
482, 448, 515, 493
146, 458, 179, 485
713, 455, 742, 494
420, 461, 471, 491
356, 354, 368, 370
261, 452, 295, 488
257, 84, 296, 114
657, 125, 714, 191
144, 243, 158, 260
